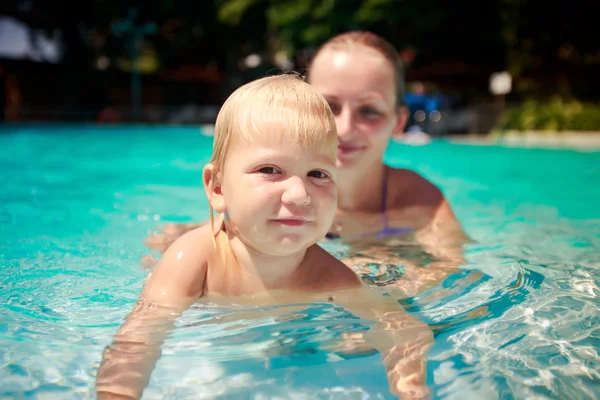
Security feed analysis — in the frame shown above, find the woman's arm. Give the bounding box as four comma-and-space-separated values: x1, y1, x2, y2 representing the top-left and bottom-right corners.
418, 197, 470, 254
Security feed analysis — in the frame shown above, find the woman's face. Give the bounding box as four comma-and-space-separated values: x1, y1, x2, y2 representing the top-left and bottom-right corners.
309, 48, 407, 172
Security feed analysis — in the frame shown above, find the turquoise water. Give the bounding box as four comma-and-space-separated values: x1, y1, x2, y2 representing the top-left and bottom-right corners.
1, 124, 599, 399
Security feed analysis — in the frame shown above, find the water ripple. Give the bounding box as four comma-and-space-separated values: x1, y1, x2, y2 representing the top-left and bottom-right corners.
2, 131, 600, 399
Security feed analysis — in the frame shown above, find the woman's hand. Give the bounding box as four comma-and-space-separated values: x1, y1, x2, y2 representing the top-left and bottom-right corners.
144, 222, 205, 252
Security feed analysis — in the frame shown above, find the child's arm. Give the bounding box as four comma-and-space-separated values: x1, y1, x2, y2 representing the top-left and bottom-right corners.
95, 300, 180, 400
344, 252, 463, 299
335, 288, 434, 400
96, 226, 212, 399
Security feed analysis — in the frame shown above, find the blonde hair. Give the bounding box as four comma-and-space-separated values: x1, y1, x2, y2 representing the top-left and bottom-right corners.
211, 74, 337, 170
310, 31, 406, 107
207, 74, 337, 238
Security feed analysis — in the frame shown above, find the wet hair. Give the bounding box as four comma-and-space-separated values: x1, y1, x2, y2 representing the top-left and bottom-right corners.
310, 31, 406, 107
211, 74, 337, 170
207, 74, 337, 237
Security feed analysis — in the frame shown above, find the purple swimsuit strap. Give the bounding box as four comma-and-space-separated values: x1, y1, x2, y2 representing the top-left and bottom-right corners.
349, 167, 412, 240
325, 166, 412, 240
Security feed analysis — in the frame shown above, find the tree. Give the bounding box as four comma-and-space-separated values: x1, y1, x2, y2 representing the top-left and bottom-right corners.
499, 0, 600, 99
214, 0, 445, 56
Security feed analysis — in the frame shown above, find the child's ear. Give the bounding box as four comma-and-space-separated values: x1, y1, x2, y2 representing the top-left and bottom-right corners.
391, 106, 409, 141
203, 163, 226, 213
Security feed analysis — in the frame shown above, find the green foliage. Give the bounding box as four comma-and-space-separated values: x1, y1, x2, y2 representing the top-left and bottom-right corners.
214, 0, 444, 55
495, 98, 600, 133
568, 105, 600, 131
354, 0, 396, 23
216, 0, 261, 26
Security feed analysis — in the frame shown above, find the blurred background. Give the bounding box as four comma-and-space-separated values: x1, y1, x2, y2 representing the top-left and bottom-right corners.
1, 4, 600, 398
0, 0, 599, 136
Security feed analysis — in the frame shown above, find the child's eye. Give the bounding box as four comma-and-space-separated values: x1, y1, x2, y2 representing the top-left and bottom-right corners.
257, 166, 280, 174
308, 170, 329, 179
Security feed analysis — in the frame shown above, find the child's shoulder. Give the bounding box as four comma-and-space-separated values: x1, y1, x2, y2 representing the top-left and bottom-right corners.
306, 245, 363, 290
141, 224, 216, 307
162, 223, 216, 259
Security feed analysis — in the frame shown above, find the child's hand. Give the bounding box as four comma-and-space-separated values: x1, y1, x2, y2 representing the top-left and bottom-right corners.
97, 391, 137, 400
327, 331, 377, 358
334, 288, 433, 400
382, 341, 431, 400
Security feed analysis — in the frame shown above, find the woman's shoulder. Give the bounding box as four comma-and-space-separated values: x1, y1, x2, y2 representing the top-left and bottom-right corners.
387, 166, 444, 205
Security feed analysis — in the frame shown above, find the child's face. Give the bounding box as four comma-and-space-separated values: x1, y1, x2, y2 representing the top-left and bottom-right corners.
221, 135, 337, 255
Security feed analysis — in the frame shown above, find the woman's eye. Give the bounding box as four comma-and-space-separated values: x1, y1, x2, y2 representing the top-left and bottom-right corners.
327, 102, 341, 115
258, 166, 280, 174
308, 170, 329, 179
360, 107, 381, 117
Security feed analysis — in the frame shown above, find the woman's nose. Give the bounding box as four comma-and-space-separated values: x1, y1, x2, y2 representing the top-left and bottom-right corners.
336, 108, 354, 137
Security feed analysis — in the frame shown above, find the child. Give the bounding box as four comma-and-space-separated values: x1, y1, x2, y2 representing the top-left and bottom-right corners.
96, 75, 432, 400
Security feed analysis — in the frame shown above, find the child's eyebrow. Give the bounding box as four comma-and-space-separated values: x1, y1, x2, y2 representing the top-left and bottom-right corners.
244, 152, 335, 167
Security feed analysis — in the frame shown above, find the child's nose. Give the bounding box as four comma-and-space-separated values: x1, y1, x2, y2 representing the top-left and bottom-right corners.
281, 177, 311, 206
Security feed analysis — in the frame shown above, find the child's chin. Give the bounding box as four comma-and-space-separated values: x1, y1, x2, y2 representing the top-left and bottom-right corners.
271, 235, 315, 252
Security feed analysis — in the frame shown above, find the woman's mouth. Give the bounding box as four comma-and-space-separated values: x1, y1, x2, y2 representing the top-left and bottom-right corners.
337, 145, 364, 156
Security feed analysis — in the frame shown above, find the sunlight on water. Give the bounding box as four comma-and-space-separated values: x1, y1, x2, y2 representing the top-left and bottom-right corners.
0, 125, 599, 399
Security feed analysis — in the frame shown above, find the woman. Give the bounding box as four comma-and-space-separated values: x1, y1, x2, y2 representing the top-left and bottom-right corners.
146, 31, 469, 296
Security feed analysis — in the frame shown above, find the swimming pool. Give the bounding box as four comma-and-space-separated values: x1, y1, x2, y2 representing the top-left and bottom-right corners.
1, 124, 598, 399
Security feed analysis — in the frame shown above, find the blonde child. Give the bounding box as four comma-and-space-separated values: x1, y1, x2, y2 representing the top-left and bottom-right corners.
146, 31, 468, 299
95, 75, 432, 400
